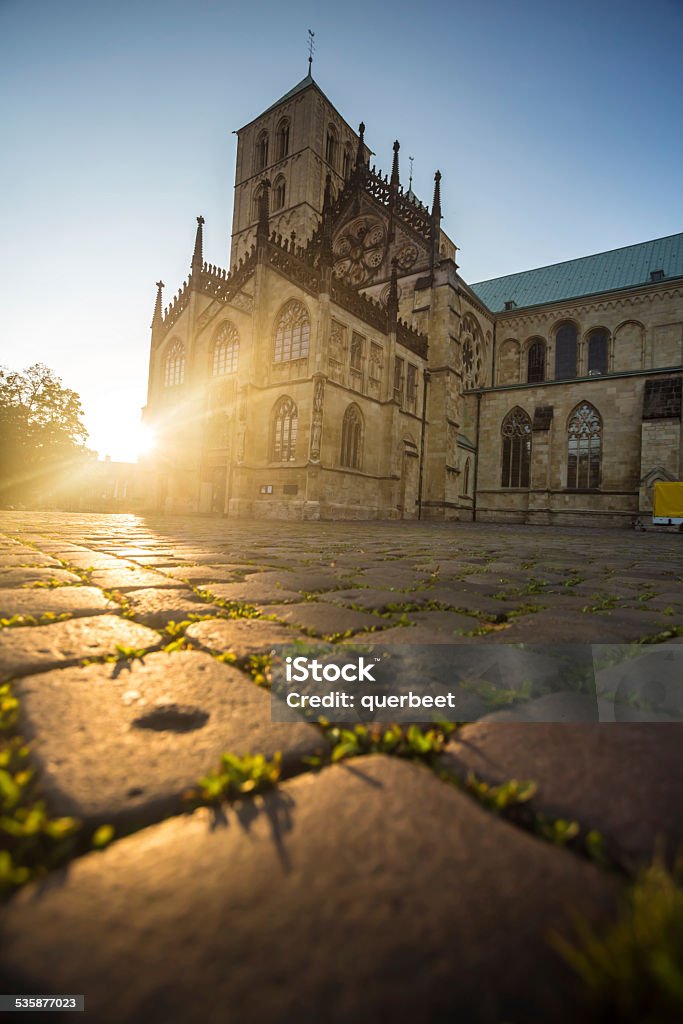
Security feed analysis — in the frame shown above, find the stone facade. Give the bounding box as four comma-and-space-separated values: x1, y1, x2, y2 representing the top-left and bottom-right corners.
142, 74, 682, 526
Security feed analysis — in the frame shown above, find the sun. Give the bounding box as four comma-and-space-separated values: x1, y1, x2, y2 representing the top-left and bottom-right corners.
91, 418, 157, 463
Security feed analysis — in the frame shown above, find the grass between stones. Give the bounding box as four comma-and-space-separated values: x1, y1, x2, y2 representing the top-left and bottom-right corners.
0, 612, 74, 629
552, 860, 683, 1023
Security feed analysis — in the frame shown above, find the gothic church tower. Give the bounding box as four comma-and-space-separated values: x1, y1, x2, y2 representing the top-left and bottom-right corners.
230, 72, 369, 266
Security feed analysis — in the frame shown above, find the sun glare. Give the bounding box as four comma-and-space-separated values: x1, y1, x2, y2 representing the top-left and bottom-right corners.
92, 419, 157, 463
136, 423, 156, 457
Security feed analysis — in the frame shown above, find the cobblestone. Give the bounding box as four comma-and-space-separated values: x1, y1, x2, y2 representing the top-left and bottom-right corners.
441, 723, 683, 866
186, 617, 310, 658
0, 567, 83, 586
0, 511, 681, 1021
0, 614, 160, 680
0, 585, 115, 621
0, 757, 616, 1024
122, 587, 221, 628
15, 650, 325, 826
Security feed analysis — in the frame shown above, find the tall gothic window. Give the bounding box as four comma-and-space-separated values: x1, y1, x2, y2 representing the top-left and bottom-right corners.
555, 322, 578, 379
527, 340, 546, 383
325, 126, 338, 168
211, 322, 239, 376
340, 404, 363, 469
251, 187, 262, 223
501, 407, 531, 488
255, 131, 269, 171
463, 458, 471, 495
164, 339, 185, 387
273, 301, 310, 362
588, 329, 609, 375
567, 402, 602, 489
271, 396, 298, 462
275, 118, 289, 161
350, 332, 364, 371
272, 175, 286, 211
342, 145, 352, 179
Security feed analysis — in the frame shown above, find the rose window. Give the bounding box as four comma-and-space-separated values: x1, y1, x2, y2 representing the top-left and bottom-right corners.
333, 217, 387, 286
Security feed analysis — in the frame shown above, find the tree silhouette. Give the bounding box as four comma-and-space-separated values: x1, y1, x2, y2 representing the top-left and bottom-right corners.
0, 363, 91, 505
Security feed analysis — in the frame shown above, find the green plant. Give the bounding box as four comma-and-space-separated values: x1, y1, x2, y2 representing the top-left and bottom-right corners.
0, 725, 81, 898
312, 721, 457, 768
0, 612, 73, 629
188, 751, 282, 805
554, 861, 683, 1023
460, 676, 534, 709
582, 593, 620, 613
463, 771, 537, 811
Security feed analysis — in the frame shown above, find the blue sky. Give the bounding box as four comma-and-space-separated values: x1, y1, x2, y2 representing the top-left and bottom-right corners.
1, 0, 681, 460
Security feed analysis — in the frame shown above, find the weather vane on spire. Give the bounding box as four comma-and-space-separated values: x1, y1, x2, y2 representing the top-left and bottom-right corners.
307, 29, 315, 73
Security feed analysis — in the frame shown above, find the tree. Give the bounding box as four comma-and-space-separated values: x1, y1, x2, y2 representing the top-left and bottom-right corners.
0, 363, 91, 505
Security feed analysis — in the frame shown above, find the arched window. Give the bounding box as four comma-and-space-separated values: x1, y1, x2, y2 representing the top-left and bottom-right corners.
350, 332, 363, 371
164, 339, 185, 387
340, 404, 363, 469
251, 187, 262, 223
255, 130, 269, 171
275, 118, 289, 161
567, 402, 602, 489
587, 329, 609, 375
272, 175, 286, 212
325, 126, 338, 168
527, 340, 546, 383
555, 322, 577, 379
342, 145, 352, 180
463, 458, 471, 495
211, 322, 239, 376
271, 396, 298, 462
501, 407, 531, 488
273, 300, 310, 363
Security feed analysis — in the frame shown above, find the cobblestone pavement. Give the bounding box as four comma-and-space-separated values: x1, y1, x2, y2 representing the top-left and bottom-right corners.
1, 511, 682, 1023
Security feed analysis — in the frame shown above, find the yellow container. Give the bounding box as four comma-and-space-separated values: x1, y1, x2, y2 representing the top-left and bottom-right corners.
653, 481, 683, 523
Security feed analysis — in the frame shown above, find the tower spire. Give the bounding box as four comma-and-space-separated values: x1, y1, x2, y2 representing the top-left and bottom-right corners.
390, 140, 400, 189
151, 280, 164, 331
191, 215, 205, 274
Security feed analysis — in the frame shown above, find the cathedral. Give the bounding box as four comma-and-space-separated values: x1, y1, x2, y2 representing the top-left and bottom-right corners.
142, 71, 683, 527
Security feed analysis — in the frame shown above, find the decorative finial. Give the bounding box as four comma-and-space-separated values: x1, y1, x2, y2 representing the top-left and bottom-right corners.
390, 140, 400, 188
408, 156, 414, 192
192, 215, 205, 272
151, 280, 164, 330
356, 122, 366, 168
307, 29, 315, 73
431, 171, 442, 223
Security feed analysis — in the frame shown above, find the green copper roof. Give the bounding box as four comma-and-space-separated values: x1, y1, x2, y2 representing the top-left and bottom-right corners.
470, 232, 683, 313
